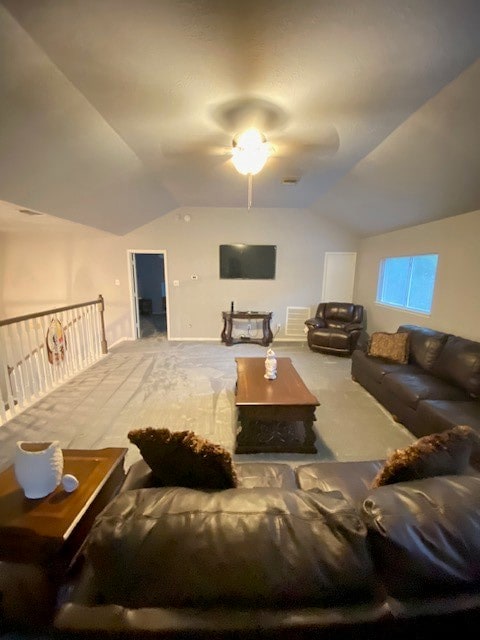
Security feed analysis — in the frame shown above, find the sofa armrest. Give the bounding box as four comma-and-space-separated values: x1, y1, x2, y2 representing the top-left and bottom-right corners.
305, 317, 326, 330
355, 330, 370, 353
344, 322, 364, 333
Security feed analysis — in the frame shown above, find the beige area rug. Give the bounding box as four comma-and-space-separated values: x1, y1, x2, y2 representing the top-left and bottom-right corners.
0, 338, 415, 473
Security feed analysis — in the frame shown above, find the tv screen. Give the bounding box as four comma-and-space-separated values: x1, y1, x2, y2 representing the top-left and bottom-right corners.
219, 244, 276, 280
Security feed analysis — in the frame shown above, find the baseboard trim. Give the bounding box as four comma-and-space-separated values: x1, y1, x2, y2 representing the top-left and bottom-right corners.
110, 336, 307, 344
109, 336, 133, 349
169, 337, 307, 343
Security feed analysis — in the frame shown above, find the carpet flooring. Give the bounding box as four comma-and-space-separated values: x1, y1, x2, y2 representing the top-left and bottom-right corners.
0, 336, 414, 474
139, 312, 167, 337
0, 337, 416, 639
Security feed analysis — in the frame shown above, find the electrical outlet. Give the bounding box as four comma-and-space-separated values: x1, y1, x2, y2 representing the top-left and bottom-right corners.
276, 323, 281, 330
247, 323, 251, 331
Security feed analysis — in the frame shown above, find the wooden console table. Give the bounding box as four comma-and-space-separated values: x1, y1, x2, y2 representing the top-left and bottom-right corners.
221, 311, 273, 346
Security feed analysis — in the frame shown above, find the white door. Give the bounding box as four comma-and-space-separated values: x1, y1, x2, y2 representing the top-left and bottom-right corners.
322, 252, 357, 302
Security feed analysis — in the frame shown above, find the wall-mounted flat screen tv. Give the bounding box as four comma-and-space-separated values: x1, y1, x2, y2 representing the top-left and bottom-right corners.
219, 244, 276, 280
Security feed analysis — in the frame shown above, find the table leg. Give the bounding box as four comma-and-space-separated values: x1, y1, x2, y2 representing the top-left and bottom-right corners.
261, 316, 273, 346
221, 316, 233, 345
235, 414, 256, 453
303, 418, 318, 453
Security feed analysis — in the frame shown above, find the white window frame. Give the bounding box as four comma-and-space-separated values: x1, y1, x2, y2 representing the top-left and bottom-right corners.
376, 254, 438, 315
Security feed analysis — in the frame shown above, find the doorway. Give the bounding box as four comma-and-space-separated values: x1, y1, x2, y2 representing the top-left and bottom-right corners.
129, 251, 168, 339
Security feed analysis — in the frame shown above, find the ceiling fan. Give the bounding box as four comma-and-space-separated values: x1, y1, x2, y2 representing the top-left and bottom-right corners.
163, 96, 340, 208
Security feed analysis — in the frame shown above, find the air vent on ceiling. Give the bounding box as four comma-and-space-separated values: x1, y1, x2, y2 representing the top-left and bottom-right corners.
19, 208, 43, 216
282, 177, 300, 185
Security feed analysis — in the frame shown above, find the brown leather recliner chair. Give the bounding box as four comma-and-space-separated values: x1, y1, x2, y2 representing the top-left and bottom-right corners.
305, 302, 364, 356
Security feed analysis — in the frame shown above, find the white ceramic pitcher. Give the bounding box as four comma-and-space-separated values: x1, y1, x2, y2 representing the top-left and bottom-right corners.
14, 441, 64, 499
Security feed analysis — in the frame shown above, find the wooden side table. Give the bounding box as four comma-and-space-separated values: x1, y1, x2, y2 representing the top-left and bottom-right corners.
0, 447, 127, 626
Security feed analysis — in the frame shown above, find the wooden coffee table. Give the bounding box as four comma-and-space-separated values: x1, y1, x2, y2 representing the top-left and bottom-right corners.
235, 357, 320, 454
0, 447, 127, 624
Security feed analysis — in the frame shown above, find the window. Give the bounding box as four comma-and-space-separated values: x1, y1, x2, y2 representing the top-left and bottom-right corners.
376, 254, 439, 314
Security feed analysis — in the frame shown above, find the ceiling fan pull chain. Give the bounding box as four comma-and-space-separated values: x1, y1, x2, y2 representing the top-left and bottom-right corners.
247, 173, 253, 210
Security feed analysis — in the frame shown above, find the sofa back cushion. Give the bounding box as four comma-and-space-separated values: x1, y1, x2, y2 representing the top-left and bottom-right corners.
430, 335, 480, 396
324, 302, 355, 323
362, 475, 480, 598
82, 487, 375, 609
397, 325, 449, 371
296, 460, 385, 505
314, 303, 363, 330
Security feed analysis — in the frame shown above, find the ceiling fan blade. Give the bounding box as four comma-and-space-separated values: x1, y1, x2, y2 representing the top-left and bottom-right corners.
160, 131, 231, 159
273, 124, 340, 159
161, 151, 229, 171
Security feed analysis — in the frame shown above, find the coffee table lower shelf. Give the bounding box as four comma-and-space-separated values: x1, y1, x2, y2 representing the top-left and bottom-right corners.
235, 406, 318, 454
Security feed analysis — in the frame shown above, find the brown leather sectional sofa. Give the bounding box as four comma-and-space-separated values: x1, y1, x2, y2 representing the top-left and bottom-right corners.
53, 459, 480, 638
351, 324, 480, 469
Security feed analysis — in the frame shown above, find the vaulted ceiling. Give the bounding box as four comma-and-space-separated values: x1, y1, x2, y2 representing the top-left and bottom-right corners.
1, 0, 479, 237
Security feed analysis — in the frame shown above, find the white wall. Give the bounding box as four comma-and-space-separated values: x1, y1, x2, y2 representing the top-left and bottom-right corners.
354, 209, 480, 341
0, 206, 358, 346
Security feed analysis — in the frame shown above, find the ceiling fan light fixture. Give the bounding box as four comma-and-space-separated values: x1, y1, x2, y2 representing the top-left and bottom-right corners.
231, 128, 270, 175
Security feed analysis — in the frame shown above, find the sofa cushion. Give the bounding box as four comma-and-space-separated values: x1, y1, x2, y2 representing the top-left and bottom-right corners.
367, 332, 409, 364
415, 400, 480, 470
310, 327, 350, 349
296, 460, 385, 505
382, 372, 468, 409
362, 475, 480, 597
121, 460, 298, 492
397, 325, 449, 371
234, 462, 298, 489
127, 428, 238, 489
371, 425, 476, 487
351, 349, 420, 384
430, 335, 480, 397
416, 398, 480, 434
81, 487, 375, 609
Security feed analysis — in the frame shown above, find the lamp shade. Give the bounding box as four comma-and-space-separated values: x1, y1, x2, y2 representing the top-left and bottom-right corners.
231, 129, 271, 175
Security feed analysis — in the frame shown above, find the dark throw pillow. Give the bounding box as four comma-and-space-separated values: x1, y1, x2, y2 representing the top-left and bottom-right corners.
367, 331, 409, 364
371, 425, 478, 488
128, 427, 238, 490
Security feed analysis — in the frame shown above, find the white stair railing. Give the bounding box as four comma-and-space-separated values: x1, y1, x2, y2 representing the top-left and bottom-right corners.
0, 295, 108, 426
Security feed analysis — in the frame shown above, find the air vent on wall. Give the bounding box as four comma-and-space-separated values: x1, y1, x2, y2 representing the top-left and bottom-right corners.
285, 306, 311, 336
19, 208, 43, 216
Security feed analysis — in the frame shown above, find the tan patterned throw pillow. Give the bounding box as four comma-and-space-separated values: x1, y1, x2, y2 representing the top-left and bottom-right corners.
367, 331, 409, 364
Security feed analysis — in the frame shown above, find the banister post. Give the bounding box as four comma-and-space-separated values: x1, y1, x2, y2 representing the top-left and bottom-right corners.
98, 294, 108, 354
